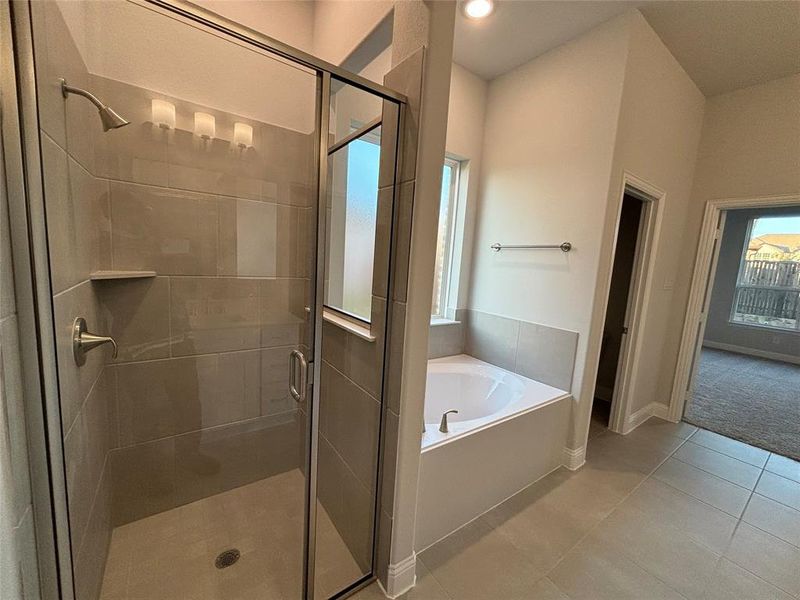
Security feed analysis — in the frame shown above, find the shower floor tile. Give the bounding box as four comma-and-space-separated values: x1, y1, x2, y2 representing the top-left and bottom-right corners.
100, 469, 363, 600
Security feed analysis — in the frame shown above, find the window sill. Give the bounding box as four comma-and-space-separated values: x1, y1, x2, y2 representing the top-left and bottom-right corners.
430, 317, 461, 327
323, 308, 376, 342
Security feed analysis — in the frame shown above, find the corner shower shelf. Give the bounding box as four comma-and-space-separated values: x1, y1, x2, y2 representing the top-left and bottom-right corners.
89, 270, 157, 281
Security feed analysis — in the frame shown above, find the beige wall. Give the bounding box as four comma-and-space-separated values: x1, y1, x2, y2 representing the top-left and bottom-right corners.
579, 11, 705, 442
467, 14, 631, 449
313, 0, 393, 66
445, 63, 488, 314
463, 11, 709, 450
195, 0, 315, 53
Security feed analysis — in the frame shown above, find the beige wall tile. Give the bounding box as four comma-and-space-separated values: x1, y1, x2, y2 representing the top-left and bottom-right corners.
260, 346, 297, 416
0, 317, 32, 524
218, 198, 278, 277
97, 276, 170, 362
92, 76, 170, 187
41, 136, 111, 293
73, 467, 113, 600
170, 277, 260, 356
63, 368, 115, 553
260, 278, 306, 349
321, 362, 380, 490
116, 355, 218, 445
383, 48, 424, 184
110, 182, 219, 275
53, 281, 107, 433
112, 436, 177, 525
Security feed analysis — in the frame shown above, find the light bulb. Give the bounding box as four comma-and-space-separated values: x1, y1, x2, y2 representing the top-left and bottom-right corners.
463, 0, 494, 19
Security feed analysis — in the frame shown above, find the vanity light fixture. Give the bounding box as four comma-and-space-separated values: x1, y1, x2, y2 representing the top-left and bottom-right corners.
463, 0, 494, 19
233, 122, 253, 148
151, 99, 176, 129
194, 112, 216, 139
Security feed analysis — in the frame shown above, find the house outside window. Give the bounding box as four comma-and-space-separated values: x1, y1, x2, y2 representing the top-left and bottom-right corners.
731, 215, 800, 331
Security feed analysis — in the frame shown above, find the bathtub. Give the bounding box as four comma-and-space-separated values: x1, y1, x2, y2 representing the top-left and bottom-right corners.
415, 354, 571, 550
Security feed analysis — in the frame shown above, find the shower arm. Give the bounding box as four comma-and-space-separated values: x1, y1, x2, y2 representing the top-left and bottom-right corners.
60, 79, 105, 110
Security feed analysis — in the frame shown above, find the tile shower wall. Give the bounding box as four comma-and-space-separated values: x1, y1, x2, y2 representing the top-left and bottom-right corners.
32, 4, 313, 598
464, 309, 579, 391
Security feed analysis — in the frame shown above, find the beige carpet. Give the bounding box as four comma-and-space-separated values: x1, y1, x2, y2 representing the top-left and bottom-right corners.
684, 348, 800, 460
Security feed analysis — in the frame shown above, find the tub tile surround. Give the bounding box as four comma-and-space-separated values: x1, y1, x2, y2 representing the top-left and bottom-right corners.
432, 309, 579, 391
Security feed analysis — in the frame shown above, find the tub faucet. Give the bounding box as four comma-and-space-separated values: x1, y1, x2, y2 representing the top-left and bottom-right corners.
439, 409, 459, 433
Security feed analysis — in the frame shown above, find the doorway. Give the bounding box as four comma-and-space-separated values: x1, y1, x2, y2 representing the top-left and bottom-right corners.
682, 207, 800, 459
8, 2, 405, 599
592, 192, 646, 432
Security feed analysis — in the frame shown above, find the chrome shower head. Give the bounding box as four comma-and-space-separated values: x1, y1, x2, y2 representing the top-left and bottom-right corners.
98, 106, 130, 131
61, 79, 130, 132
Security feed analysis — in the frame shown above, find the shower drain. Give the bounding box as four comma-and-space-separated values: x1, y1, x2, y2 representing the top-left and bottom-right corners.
215, 549, 241, 569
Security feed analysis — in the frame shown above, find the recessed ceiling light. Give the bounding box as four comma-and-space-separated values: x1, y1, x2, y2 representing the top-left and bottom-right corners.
463, 0, 494, 19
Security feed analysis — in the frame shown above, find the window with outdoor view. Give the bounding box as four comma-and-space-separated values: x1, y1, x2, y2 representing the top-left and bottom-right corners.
732, 215, 800, 331
431, 158, 460, 318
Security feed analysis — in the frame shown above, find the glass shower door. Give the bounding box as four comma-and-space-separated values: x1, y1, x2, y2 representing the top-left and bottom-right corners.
30, 1, 319, 598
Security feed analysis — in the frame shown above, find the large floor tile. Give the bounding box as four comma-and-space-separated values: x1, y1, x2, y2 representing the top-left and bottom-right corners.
765, 454, 800, 484
674, 441, 762, 489
587, 427, 683, 475
702, 558, 794, 600
653, 458, 752, 517
549, 534, 685, 600
618, 478, 737, 555
481, 472, 605, 573
419, 518, 546, 600
636, 417, 697, 442
691, 428, 770, 467
743, 493, 800, 548
725, 523, 800, 597
755, 470, 800, 511
593, 503, 720, 599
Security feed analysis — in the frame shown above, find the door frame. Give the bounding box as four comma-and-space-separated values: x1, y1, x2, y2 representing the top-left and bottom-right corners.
606, 172, 665, 434
667, 193, 800, 422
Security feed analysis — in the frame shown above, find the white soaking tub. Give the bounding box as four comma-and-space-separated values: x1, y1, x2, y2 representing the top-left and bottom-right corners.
415, 354, 571, 550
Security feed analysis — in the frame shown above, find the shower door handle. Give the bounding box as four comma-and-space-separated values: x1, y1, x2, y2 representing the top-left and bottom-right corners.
289, 349, 308, 403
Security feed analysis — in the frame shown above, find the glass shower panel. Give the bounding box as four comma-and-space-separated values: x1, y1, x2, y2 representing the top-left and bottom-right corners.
30, 1, 318, 598
313, 79, 398, 599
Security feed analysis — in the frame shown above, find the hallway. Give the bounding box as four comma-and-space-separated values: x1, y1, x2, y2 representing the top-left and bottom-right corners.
356, 418, 800, 599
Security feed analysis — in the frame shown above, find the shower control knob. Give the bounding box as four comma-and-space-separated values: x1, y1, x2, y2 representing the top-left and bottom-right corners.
72, 317, 118, 366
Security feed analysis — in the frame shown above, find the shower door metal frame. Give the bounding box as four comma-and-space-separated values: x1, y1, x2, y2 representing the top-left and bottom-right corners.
7, 0, 407, 598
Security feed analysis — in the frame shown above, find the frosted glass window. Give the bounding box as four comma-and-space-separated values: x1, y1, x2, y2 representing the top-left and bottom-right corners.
325, 127, 381, 323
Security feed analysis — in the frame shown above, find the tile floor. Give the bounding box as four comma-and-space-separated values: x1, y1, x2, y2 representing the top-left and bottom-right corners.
355, 416, 800, 600
100, 469, 363, 600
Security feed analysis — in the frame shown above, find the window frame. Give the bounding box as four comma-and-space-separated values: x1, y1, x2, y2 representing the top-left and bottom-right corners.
729, 216, 800, 332
431, 157, 461, 320
323, 119, 383, 330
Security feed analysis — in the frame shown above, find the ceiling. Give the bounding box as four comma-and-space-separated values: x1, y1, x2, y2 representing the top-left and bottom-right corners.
453, 0, 800, 97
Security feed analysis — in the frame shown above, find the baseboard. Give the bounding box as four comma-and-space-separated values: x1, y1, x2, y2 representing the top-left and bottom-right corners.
624, 401, 670, 434
702, 340, 800, 366
380, 553, 416, 599
562, 446, 586, 470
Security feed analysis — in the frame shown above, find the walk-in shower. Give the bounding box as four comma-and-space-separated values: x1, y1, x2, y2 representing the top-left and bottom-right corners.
8, 1, 405, 598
